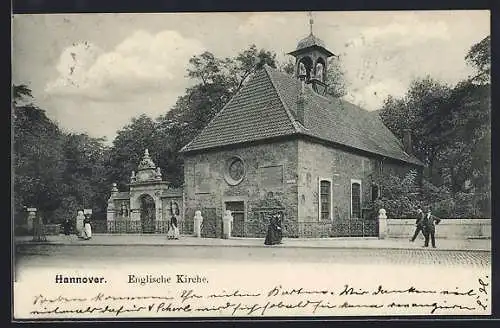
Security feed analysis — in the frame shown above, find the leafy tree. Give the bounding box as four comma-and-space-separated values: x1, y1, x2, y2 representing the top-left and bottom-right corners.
107, 115, 159, 190
13, 85, 65, 221
108, 45, 281, 189
325, 56, 347, 97
279, 58, 295, 76
377, 36, 491, 217
13, 84, 112, 224
379, 76, 452, 176
465, 35, 490, 84
55, 133, 110, 221
13, 84, 33, 105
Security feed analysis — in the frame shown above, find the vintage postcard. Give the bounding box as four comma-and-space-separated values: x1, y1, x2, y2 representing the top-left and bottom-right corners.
12, 11, 491, 320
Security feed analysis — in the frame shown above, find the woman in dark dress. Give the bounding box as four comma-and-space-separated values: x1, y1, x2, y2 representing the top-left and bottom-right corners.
167, 215, 180, 240
275, 213, 283, 244
63, 217, 72, 236
264, 213, 282, 245
167, 201, 180, 240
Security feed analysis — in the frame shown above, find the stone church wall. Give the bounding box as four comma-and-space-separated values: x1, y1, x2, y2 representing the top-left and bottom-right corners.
297, 139, 417, 237
183, 139, 299, 238
298, 139, 374, 221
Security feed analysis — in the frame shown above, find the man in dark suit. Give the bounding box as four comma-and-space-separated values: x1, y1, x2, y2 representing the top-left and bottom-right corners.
410, 207, 425, 242
422, 207, 441, 248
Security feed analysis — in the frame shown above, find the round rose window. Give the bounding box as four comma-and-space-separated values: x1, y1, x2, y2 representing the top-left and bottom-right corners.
225, 156, 246, 185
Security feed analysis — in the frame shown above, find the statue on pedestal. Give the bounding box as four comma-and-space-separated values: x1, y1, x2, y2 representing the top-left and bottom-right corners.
31, 209, 47, 242
222, 210, 234, 239
155, 167, 162, 180
194, 211, 203, 238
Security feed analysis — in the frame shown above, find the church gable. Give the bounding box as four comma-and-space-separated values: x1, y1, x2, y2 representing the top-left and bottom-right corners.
265, 67, 422, 166
180, 68, 298, 153
181, 21, 422, 167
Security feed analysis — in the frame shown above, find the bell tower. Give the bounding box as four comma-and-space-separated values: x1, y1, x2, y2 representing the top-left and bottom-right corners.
287, 12, 335, 95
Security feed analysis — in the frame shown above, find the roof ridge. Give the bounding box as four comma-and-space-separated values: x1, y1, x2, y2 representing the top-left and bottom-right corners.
263, 65, 302, 133
180, 70, 262, 153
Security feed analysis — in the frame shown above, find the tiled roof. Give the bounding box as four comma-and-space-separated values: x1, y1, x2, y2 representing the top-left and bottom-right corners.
180, 68, 298, 153
181, 65, 423, 166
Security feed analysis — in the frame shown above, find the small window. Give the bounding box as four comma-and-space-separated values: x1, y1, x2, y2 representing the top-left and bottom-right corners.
319, 179, 331, 221
351, 180, 361, 218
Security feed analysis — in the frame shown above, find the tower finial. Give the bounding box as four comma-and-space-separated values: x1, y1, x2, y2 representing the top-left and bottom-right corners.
308, 11, 314, 35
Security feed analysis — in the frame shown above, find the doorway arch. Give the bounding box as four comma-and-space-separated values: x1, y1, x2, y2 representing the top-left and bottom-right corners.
139, 194, 156, 233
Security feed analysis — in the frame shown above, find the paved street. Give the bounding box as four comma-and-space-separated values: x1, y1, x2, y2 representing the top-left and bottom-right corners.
15, 242, 490, 269
15, 233, 491, 251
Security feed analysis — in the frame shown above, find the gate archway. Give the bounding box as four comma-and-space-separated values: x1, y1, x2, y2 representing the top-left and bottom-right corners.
139, 194, 156, 233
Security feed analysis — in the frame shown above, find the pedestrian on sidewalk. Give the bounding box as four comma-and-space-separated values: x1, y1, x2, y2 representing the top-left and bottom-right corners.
410, 206, 425, 242
264, 212, 283, 245
167, 215, 180, 240
422, 207, 441, 248
82, 214, 92, 240
62, 217, 72, 240
167, 201, 180, 240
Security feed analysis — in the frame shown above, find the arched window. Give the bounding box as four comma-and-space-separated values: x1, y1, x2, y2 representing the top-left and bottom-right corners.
297, 56, 313, 81
315, 58, 326, 82
319, 178, 332, 221
351, 180, 362, 218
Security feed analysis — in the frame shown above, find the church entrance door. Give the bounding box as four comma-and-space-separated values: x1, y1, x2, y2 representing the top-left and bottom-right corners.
139, 194, 156, 233
225, 201, 245, 237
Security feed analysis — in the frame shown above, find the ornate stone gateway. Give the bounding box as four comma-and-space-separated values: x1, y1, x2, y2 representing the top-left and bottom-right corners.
106, 149, 183, 234
139, 194, 156, 233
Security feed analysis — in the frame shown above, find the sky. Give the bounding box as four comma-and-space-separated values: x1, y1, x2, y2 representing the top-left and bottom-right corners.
12, 11, 490, 144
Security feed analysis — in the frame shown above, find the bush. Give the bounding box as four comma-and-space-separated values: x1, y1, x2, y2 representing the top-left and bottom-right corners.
370, 170, 490, 218
371, 170, 421, 218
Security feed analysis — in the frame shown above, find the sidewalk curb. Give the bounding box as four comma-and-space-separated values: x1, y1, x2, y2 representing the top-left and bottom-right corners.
14, 241, 491, 252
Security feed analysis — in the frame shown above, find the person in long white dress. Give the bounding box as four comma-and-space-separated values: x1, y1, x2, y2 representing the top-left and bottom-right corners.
83, 214, 92, 240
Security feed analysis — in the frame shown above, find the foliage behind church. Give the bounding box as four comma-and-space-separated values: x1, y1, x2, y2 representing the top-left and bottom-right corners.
12, 37, 490, 224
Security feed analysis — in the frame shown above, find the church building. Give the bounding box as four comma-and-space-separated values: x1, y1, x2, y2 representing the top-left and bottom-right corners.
178, 24, 423, 238
106, 21, 423, 238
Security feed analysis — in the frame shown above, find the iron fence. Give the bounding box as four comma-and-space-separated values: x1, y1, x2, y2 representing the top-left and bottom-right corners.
103, 220, 192, 234
242, 219, 379, 238
93, 218, 378, 237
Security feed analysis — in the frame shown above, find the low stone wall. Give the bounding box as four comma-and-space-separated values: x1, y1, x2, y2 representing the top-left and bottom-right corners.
386, 218, 491, 239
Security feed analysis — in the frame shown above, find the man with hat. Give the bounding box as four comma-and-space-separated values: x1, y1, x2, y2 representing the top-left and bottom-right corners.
422, 206, 441, 248
410, 206, 425, 242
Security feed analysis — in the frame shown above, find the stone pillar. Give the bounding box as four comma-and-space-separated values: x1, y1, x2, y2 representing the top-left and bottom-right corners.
106, 201, 114, 233
194, 210, 203, 238
222, 210, 234, 239
107, 183, 118, 232
76, 210, 85, 235
378, 208, 388, 239
26, 208, 37, 232
106, 201, 115, 221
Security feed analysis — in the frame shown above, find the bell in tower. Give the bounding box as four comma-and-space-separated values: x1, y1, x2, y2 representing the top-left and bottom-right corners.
287, 12, 335, 95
